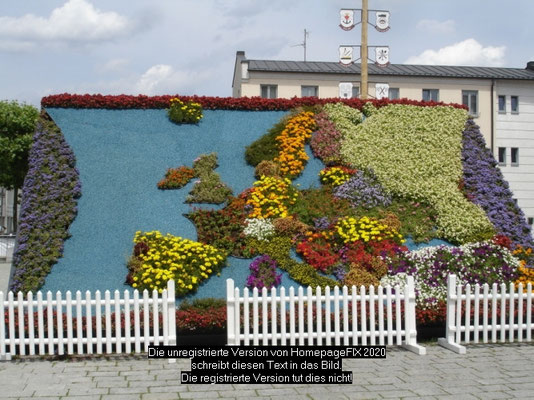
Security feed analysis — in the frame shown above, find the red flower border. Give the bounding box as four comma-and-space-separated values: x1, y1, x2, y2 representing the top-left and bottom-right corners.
41, 93, 468, 111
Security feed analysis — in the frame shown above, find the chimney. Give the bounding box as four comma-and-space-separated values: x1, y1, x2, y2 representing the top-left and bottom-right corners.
526, 61, 534, 71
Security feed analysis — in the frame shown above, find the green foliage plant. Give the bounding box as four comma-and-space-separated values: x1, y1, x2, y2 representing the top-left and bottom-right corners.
245, 117, 288, 166
0, 100, 39, 231
186, 196, 256, 258
187, 153, 233, 204
291, 186, 354, 225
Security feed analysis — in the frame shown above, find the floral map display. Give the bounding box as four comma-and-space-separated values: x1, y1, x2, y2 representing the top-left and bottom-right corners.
12, 94, 534, 325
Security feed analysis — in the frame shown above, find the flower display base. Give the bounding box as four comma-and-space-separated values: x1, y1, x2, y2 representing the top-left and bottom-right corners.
177, 333, 227, 346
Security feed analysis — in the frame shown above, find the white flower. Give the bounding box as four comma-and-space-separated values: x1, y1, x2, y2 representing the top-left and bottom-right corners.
243, 218, 275, 241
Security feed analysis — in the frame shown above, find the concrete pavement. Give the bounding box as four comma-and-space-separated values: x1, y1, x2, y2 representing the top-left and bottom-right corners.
1, 342, 533, 399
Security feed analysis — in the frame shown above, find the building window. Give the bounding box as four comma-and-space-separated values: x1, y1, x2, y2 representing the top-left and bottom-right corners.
260, 85, 277, 99
511, 96, 519, 113
498, 147, 506, 165
511, 147, 519, 166
388, 88, 400, 100
462, 90, 478, 116
352, 86, 360, 98
528, 217, 533, 226
498, 95, 506, 113
422, 89, 439, 102
301, 86, 318, 97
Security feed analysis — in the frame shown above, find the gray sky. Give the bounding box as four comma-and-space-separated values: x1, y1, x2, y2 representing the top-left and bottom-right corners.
1, 0, 533, 106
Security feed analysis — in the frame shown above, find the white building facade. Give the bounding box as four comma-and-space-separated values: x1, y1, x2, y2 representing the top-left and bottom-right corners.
0, 188, 17, 234
232, 52, 534, 229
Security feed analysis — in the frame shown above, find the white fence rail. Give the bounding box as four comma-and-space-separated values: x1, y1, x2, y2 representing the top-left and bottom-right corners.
438, 274, 534, 354
226, 276, 426, 354
0, 280, 176, 361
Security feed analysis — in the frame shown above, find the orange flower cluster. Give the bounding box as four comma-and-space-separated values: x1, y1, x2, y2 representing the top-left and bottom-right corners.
274, 112, 316, 177
157, 166, 196, 189
514, 245, 534, 287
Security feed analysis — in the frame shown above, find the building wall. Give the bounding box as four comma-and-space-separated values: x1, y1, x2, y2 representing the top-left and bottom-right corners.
241, 71, 493, 145
494, 80, 534, 222
0, 188, 16, 234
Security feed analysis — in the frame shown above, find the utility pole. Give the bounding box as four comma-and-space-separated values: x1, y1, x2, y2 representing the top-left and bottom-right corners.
293, 29, 310, 62
338, 2, 390, 100
361, 0, 368, 99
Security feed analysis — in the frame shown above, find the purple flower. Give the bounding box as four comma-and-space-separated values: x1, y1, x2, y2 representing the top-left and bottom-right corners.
10, 121, 82, 293
333, 169, 391, 209
461, 119, 533, 250
246, 254, 282, 290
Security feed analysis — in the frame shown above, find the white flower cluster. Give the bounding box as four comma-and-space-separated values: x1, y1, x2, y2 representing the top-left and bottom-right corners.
382, 241, 521, 309
243, 218, 275, 241
339, 104, 494, 243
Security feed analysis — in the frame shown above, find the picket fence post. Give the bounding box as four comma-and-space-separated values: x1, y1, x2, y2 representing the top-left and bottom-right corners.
401, 276, 426, 355
438, 275, 466, 354
226, 279, 236, 345
165, 280, 176, 364
0, 291, 10, 361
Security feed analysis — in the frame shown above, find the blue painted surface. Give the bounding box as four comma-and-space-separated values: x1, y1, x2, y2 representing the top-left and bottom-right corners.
42, 108, 297, 299
42, 108, 453, 301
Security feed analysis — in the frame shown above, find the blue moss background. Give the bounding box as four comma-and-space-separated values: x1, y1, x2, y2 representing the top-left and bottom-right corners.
43, 109, 320, 299
42, 108, 451, 300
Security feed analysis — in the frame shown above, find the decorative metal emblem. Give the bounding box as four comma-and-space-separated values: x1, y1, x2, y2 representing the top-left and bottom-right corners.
340, 9, 355, 31
375, 83, 389, 99
339, 82, 353, 98
339, 46, 354, 66
375, 46, 390, 67
375, 11, 390, 32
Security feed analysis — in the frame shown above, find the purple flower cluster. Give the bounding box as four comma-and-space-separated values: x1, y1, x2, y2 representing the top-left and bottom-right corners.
10, 120, 81, 293
246, 254, 282, 290
310, 112, 343, 164
387, 241, 519, 289
313, 216, 332, 231
461, 119, 533, 249
333, 169, 391, 209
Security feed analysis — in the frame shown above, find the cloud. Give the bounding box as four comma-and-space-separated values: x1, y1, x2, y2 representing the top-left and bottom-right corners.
127, 64, 213, 95
96, 58, 130, 74
416, 19, 456, 35
404, 39, 506, 67
0, 0, 134, 49
135, 65, 173, 94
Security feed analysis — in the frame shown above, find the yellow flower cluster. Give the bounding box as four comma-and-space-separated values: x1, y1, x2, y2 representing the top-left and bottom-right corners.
168, 98, 203, 123
513, 245, 534, 287
334, 216, 405, 244
319, 166, 355, 186
131, 230, 226, 296
246, 176, 298, 219
274, 112, 316, 176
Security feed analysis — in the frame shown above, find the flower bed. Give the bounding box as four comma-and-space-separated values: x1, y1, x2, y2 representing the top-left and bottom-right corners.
10, 115, 81, 293
153, 102, 532, 319
20, 96, 531, 332
127, 231, 226, 297
42, 93, 468, 111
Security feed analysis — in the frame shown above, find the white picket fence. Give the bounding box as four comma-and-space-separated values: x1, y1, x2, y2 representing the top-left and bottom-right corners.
226, 276, 426, 354
0, 281, 176, 361
438, 274, 534, 354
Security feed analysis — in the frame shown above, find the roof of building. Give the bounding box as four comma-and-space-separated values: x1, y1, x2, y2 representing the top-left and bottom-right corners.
246, 59, 534, 81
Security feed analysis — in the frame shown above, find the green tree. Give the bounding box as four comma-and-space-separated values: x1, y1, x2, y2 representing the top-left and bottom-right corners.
0, 100, 39, 232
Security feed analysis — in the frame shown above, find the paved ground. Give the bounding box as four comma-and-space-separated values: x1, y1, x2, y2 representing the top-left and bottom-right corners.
1, 342, 533, 399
